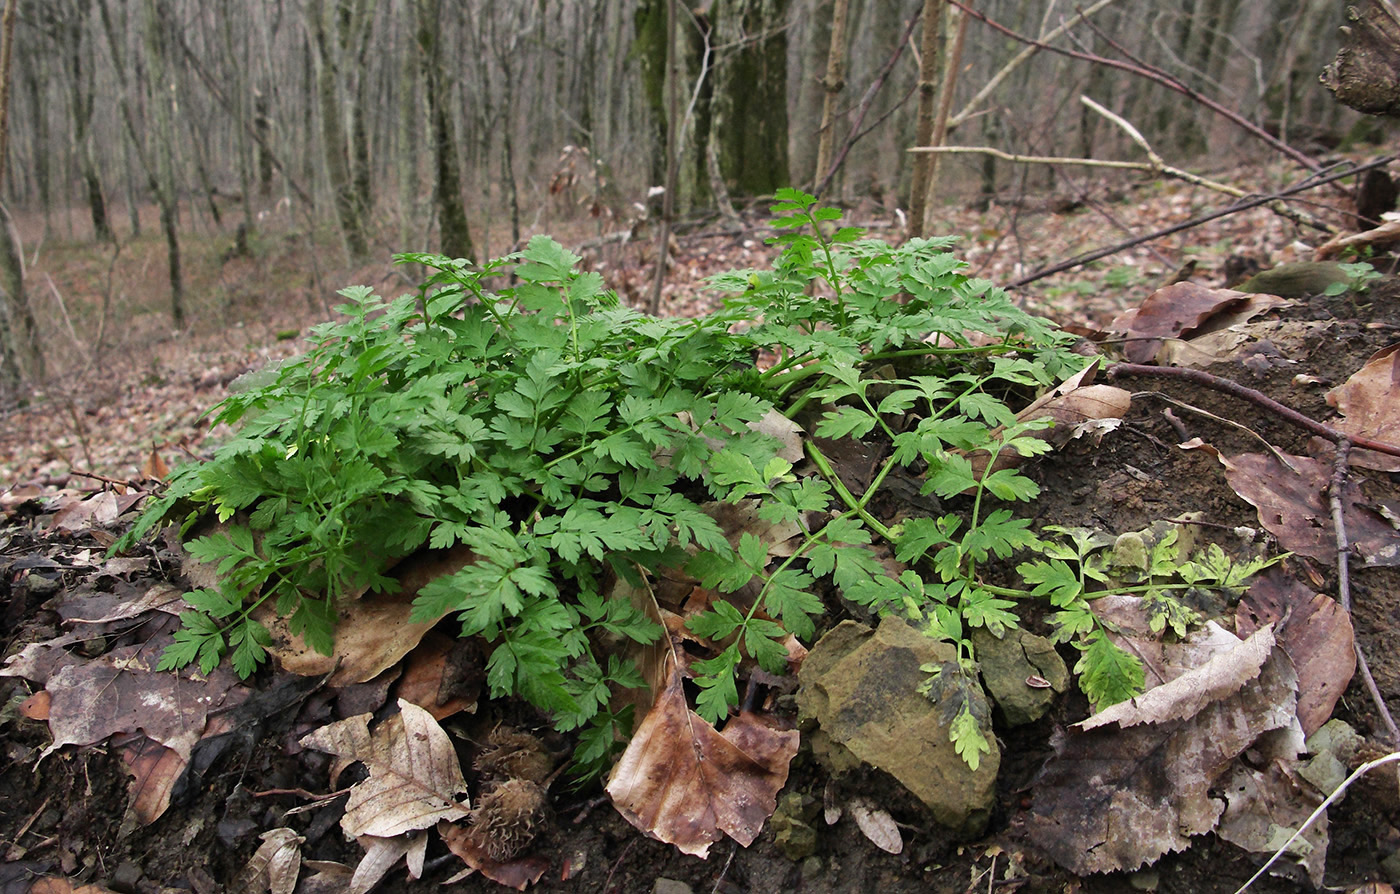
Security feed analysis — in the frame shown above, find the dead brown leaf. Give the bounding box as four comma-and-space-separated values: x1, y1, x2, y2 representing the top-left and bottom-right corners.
260, 545, 475, 685
1186, 443, 1400, 566
348, 832, 426, 894
1110, 282, 1270, 364
298, 699, 470, 839
1237, 568, 1355, 736
605, 657, 799, 857
439, 821, 550, 890
231, 828, 303, 894
1026, 596, 1301, 875
392, 630, 479, 720
1079, 624, 1276, 731
1327, 342, 1400, 471
50, 491, 119, 533
1217, 759, 1328, 886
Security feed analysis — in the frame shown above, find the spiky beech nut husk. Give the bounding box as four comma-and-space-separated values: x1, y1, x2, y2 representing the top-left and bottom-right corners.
467, 778, 549, 862
474, 727, 553, 784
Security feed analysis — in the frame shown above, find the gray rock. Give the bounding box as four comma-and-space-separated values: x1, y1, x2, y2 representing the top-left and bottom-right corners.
797, 617, 998, 834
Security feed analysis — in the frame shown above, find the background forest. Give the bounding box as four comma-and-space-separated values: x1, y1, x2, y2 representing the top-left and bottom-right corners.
0, 0, 1386, 394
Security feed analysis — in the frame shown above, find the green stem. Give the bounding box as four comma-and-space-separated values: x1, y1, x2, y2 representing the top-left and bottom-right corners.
805, 440, 894, 542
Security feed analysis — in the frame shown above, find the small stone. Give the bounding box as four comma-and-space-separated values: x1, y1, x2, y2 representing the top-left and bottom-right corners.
973, 627, 1069, 726
651, 879, 694, 894
1111, 531, 1148, 572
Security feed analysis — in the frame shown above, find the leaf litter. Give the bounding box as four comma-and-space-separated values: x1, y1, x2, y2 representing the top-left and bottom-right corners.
3, 183, 1400, 892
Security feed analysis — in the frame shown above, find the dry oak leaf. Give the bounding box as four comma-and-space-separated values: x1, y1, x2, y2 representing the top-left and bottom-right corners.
1184, 441, 1400, 566
299, 698, 470, 839
605, 660, 799, 858
259, 545, 476, 685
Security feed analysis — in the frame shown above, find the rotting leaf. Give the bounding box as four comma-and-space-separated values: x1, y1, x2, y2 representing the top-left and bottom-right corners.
1326, 342, 1400, 472
605, 656, 798, 858
439, 820, 551, 890
1217, 760, 1328, 887
299, 699, 470, 839
1026, 599, 1301, 875
1236, 568, 1355, 736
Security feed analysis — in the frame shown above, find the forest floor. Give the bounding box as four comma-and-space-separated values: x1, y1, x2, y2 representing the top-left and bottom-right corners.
1, 157, 1399, 894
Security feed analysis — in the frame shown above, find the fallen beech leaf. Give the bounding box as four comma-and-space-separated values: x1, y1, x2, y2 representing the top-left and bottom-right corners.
1079, 624, 1276, 731
231, 828, 303, 894
1326, 343, 1400, 471
348, 832, 426, 894
1237, 569, 1355, 736
19, 690, 49, 720
36, 638, 247, 761
59, 582, 185, 626
849, 798, 902, 854
605, 658, 798, 858
116, 735, 187, 828
260, 546, 476, 685
393, 630, 479, 720
439, 821, 550, 891
299, 699, 469, 839
50, 491, 120, 533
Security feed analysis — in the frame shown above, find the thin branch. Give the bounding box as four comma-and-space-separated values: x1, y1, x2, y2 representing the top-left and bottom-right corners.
1105, 363, 1400, 459
1327, 438, 1400, 743
1006, 156, 1396, 287
949, 0, 1122, 129
814, 10, 922, 198
948, 0, 1323, 171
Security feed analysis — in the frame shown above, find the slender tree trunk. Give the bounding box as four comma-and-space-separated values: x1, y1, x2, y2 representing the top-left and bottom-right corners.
0, 0, 41, 387
140, 0, 185, 327
415, 0, 472, 261
711, 0, 790, 198
813, 0, 849, 192
308, 0, 369, 261
907, 0, 943, 238
648, 0, 677, 315
60, 0, 114, 243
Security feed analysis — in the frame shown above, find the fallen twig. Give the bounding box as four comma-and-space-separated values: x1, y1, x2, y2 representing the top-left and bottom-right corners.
1327, 438, 1400, 743
1008, 156, 1397, 287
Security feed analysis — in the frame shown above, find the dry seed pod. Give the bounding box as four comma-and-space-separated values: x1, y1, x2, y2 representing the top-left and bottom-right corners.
467, 778, 549, 862
474, 727, 554, 784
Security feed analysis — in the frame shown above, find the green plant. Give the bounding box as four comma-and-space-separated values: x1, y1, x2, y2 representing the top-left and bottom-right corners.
1324, 261, 1384, 296
117, 189, 1271, 775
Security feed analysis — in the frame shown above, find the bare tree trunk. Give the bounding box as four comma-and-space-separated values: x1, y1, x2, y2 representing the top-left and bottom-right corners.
140, 0, 185, 327
0, 0, 42, 387
813, 0, 849, 192
907, 0, 944, 238
308, 0, 369, 261
711, 0, 790, 198
415, 0, 472, 261
648, 0, 678, 315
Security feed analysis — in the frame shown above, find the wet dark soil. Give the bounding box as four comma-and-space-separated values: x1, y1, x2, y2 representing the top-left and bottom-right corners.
2, 281, 1399, 894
